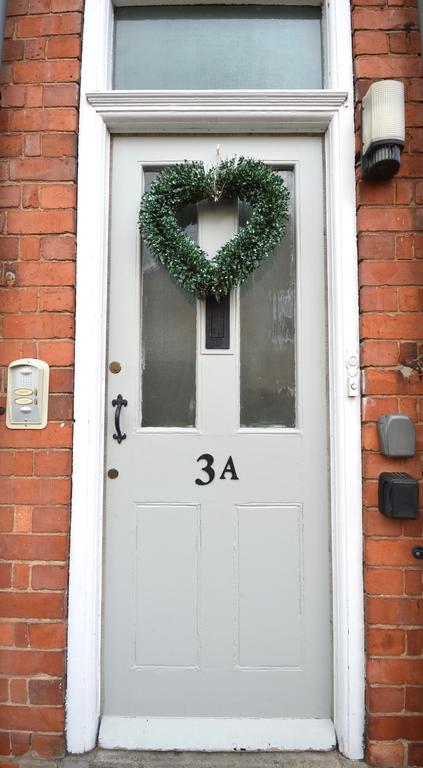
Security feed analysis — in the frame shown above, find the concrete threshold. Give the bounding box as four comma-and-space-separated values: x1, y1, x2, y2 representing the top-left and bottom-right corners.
21, 749, 369, 768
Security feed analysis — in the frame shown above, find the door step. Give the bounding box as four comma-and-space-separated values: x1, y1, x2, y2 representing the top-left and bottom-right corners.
34, 749, 370, 768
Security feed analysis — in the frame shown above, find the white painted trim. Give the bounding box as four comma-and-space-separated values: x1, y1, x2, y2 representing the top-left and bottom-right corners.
324, 0, 365, 760
86, 90, 347, 133
99, 718, 336, 751
67, 0, 364, 758
66, 0, 113, 755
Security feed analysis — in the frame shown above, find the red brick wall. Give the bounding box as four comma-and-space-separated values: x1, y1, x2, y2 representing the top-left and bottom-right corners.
353, 2, 423, 767
0, 0, 81, 760
0, 1, 422, 766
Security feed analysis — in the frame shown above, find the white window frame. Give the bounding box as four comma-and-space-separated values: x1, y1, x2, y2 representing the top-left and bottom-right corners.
66, 0, 364, 759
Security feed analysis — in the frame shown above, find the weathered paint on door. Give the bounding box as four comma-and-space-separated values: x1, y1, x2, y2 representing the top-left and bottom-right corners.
102, 136, 332, 749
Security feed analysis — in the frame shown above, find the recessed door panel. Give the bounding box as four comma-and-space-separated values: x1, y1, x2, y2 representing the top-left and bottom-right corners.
237, 504, 302, 669
134, 504, 200, 668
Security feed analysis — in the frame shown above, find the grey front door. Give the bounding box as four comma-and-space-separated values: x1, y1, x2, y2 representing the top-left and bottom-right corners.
101, 135, 333, 750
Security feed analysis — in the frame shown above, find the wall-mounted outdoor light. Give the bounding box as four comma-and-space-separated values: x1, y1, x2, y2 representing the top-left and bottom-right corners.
361, 80, 405, 181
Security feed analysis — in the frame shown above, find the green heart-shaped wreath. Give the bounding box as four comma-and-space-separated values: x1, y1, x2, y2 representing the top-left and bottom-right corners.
138, 157, 289, 300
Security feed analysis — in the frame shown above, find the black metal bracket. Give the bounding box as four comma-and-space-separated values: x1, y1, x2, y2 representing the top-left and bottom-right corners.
112, 394, 127, 443
412, 546, 423, 560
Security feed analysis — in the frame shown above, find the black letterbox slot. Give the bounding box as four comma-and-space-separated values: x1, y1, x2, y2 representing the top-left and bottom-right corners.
378, 472, 419, 520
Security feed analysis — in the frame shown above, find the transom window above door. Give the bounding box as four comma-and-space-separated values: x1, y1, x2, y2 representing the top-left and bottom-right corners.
113, 5, 323, 90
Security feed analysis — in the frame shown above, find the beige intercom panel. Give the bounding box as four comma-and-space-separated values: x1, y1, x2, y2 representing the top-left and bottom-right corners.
6, 359, 49, 430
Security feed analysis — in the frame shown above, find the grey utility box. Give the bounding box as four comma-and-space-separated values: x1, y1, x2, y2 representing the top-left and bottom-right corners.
377, 414, 416, 458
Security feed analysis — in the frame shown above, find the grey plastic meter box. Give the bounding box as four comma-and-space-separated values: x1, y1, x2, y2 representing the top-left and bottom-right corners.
377, 413, 416, 458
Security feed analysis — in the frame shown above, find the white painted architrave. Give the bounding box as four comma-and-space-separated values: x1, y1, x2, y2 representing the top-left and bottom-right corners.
67, 0, 364, 759
324, 0, 365, 759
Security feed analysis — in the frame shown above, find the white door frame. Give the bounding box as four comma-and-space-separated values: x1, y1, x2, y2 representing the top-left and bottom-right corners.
66, 0, 364, 759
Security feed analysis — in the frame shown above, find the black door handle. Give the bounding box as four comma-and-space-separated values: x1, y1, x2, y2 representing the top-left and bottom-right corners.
112, 394, 127, 443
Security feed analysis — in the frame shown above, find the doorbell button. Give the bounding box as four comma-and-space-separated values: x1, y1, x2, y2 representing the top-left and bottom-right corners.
6, 359, 49, 430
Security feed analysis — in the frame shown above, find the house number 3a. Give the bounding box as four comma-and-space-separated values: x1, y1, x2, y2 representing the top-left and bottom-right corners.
195, 453, 239, 486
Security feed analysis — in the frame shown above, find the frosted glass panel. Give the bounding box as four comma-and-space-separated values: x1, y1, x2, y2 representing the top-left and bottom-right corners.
141, 171, 197, 428
114, 6, 322, 90
240, 170, 295, 428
